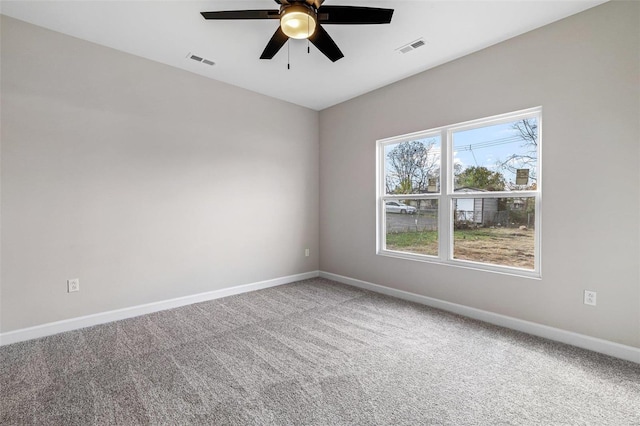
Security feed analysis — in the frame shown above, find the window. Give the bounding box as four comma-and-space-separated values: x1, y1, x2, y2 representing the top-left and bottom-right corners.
377, 108, 541, 277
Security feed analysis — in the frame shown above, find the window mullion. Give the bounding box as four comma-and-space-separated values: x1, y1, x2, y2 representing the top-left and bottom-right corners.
439, 129, 450, 261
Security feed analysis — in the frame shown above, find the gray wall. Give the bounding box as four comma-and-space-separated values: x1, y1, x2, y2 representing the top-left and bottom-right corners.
1, 16, 319, 332
319, 1, 640, 348
2, 2, 639, 349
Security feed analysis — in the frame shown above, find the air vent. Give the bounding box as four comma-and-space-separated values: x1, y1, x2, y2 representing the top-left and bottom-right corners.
186, 52, 215, 66
396, 38, 426, 54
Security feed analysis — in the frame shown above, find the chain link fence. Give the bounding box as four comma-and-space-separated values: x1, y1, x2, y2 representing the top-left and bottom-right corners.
455, 210, 535, 229
386, 209, 438, 233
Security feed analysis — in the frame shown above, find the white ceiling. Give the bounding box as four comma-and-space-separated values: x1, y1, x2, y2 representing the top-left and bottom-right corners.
1, 0, 607, 111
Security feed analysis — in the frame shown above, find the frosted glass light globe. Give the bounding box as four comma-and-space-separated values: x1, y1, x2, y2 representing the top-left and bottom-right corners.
281, 6, 317, 39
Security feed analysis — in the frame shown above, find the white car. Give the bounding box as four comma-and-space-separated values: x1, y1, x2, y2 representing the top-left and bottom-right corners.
385, 201, 417, 214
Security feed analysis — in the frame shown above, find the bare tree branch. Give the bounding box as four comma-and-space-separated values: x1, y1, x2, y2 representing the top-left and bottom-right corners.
496, 118, 538, 188
386, 139, 439, 194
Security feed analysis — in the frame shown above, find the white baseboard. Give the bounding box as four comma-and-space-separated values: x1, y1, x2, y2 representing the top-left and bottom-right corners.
4, 269, 638, 364
319, 271, 640, 364
0, 270, 320, 346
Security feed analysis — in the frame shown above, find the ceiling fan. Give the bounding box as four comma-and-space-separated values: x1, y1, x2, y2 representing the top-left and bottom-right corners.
201, 0, 394, 62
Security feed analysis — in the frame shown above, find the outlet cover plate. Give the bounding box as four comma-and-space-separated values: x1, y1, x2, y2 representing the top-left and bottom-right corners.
584, 290, 596, 306
68, 278, 80, 293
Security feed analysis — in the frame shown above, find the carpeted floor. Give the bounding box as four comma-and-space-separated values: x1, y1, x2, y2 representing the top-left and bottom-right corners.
1, 278, 639, 425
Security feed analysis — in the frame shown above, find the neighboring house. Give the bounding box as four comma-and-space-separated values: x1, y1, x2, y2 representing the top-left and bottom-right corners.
453, 187, 499, 226
509, 198, 525, 210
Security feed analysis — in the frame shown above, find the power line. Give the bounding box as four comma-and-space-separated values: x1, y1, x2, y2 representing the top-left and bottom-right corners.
454, 135, 525, 152
469, 146, 479, 166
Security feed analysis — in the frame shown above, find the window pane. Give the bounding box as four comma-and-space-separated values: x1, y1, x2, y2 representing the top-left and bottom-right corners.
384, 135, 441, 195
453, 118, 538, 192
452, 197, 535, 269
385, 199, 438, 256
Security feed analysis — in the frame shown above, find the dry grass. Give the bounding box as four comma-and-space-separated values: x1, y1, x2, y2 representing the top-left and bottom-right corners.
453, 227, 534, 269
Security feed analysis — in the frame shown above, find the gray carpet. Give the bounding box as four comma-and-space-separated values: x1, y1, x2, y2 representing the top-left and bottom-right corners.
1, 278, 639, 425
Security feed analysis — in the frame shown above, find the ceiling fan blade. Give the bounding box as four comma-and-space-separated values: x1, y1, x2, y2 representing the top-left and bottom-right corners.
201, 10, 280, 20
309, 25, 344, 62
318, 6, 394, 24
260, 27, 290, 59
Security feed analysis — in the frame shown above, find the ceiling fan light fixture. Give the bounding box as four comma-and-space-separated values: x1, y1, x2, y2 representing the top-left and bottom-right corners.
280, 5, 317, 39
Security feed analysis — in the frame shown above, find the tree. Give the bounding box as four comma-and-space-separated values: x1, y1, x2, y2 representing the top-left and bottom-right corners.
496, 118, 538, 188
386, 139, 439, 194
455, 166, 506, 191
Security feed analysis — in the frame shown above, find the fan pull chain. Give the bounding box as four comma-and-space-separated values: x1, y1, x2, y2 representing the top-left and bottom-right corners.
287, 40, 290, 70
307, 14, 310, 54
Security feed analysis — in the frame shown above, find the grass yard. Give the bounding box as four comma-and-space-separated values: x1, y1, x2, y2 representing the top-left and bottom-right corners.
386, 230, 439, 256
386, 227, 534, 269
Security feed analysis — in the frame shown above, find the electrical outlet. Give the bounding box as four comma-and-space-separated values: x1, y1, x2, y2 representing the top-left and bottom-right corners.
67, 278, 80, 293
584, 290, 596, 306
305, 248, 310, 257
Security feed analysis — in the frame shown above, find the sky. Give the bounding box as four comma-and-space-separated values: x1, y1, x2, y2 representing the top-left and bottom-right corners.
453, 119, 538, 186
383, 117, 538, 191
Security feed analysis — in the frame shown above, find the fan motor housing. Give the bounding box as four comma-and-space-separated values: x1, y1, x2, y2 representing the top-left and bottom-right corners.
280, 0, 322, 9
279, 3, 317, 16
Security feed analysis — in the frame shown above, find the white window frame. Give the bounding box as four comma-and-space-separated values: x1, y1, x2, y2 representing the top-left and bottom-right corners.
376, 107, 542, 278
